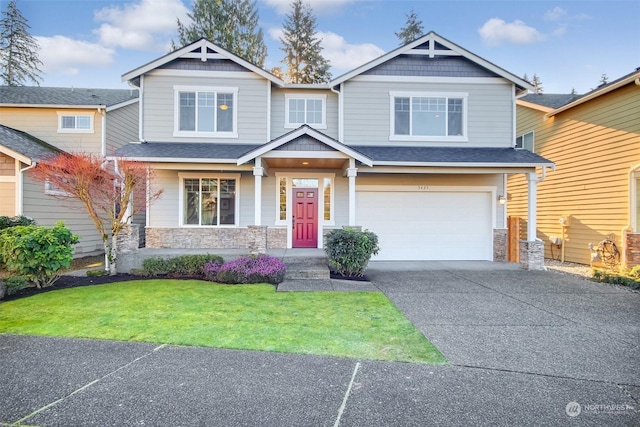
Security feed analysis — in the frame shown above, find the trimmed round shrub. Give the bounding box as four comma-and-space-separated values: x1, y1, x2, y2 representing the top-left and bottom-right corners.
325, 228, 379, 277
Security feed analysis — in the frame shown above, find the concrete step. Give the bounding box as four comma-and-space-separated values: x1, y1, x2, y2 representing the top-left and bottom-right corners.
284, 261, 330, 280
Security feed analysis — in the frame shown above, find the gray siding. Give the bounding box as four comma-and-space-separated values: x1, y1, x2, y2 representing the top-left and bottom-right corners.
160, 58, 248, 72
342, 80, 514, 147
143, 74, 269, 143
363, 56, 499, 78
270, 88, 338, 140
22, 173, 104, 257
106, 102, 139, 153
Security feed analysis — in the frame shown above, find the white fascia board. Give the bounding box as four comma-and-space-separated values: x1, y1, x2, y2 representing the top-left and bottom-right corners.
106, 98, 139, 112
546, 72, 640, 117
0, 103, 105, 109
121, 38, 284, 86
104, 156, 239, 164
0, 145, 32, 164
283, 83, 332, 89
372, 161, 555, 168
516, 99, 554, 113
362, 166, 539, 175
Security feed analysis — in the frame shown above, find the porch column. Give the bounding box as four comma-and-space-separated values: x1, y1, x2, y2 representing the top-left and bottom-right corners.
527, 172, 538, 241
253, 157, 264, 226
348, 158, 357, 226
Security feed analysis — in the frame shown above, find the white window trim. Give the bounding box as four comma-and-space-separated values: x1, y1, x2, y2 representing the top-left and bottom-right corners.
44, 180, 71, 196
57, 111, 95, 134
274, 172, 335, 227
515, 130, 535, 151
389, 91, 468, 142
173, 85, 239, 138
284, 93, 327, 129
178, 173, 240, 227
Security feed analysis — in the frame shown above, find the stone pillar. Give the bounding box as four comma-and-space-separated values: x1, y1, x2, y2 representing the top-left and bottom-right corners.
248, 225, 268, 255
519, 240, 544, 270
493, 229, 507, 262
625, 232, 640, 268
116, 224, 140, 254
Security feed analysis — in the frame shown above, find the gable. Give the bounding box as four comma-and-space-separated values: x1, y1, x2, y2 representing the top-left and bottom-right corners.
158, 58, 249, 73
275, 136, 337, 152
362, 55, 499, 78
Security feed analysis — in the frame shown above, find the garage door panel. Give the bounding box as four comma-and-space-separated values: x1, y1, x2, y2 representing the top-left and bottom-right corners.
356, 191, 493, 261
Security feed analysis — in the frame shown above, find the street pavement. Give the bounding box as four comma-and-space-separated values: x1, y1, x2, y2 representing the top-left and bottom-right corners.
1, 266, 639, 426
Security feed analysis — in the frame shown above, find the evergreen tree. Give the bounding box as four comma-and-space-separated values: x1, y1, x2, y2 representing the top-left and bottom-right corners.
172, 0, 267, 67
599, 73, 609, 85
395, 9, 424, 45
279, 0, 331, 84
570, 87, 577, 95
0, 0, 42, 86
532, 73, 543, 94
522, 73, 529, 83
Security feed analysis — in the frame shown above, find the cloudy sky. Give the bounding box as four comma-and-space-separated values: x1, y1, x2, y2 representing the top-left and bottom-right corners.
9, 0, 640, 94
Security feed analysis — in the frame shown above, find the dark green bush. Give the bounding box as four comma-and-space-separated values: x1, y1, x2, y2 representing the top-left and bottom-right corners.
592, 269, 640, 291
4, 275, 30, 295
325, 228, 379, 277
142, 254, 224, 277
0, 222, 78, 288
0, 215, 36, 230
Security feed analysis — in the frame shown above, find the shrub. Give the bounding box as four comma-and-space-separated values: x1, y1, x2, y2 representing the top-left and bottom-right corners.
214, 255, 286, 285
325, 228, 379, 277
4, 275, 30, 295
142, 254, 224, 277
0, 215, 36, 230
592, 269, 640, 291
630, 265, 640, 279
204, 259, 223, 281
0, 222, 78, 288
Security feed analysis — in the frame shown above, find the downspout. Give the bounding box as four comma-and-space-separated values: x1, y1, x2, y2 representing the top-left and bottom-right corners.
331, 84, 343, 142
18, 162, 37, 216
99, 106, 106, 156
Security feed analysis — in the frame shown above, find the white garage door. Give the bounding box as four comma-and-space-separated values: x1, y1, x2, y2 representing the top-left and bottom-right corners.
356, 190, 493, 261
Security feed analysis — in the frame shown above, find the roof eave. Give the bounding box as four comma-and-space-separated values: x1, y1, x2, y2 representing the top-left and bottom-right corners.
547, 71, 640, 117
372, 161, 555, 168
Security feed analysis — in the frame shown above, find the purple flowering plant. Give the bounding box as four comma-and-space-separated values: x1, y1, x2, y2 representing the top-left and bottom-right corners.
206, 255, 286, 285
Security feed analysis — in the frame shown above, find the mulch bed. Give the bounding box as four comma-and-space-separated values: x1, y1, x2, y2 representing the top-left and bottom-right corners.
3, 274, 145, 302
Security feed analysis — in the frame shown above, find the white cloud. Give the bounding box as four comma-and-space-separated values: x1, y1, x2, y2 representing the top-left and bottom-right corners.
93, 0, 188, 51
35, 36, 115, 75
544, 7, 567, 21
478, 18, 545, 46
267, 28, 384, 74
317, 31, 384, 73
264, 0, 355, 15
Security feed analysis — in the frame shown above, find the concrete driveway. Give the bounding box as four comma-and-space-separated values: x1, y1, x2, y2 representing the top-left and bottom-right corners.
1, 267, 639, 426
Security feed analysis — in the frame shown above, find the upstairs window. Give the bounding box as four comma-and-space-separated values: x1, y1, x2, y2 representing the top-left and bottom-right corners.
515, 131, 534, 151
390, 92, 467, 141
285, 94, 326, 128
174, 86, 238, 137
57, 112, 94, 133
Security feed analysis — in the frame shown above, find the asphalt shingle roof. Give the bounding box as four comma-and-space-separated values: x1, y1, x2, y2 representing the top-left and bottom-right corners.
0, 125, 63, 162
111, 142, 552, 166
0, 86, 138, 107
520, 93, 583, 109
110, 142, 261, 160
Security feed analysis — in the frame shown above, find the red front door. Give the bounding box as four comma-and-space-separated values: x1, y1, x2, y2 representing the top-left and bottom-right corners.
292, 188, 318, 248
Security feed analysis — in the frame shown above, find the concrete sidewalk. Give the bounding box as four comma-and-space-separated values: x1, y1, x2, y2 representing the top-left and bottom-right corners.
2, 268, 639, 426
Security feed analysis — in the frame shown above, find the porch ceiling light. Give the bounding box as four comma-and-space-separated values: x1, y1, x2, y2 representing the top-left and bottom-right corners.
302, 161, 309, 165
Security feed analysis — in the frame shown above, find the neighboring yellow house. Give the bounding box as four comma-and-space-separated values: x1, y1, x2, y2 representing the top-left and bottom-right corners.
0, 86, 139, 257
508, 69, 640, 267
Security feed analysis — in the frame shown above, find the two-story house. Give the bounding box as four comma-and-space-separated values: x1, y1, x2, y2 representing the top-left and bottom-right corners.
0, 87, 139, 256
508, 69, 640, 268
112, 32, 553, 268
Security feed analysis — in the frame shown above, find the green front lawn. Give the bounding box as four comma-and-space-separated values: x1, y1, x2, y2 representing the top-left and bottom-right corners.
0, 280, 445, 364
